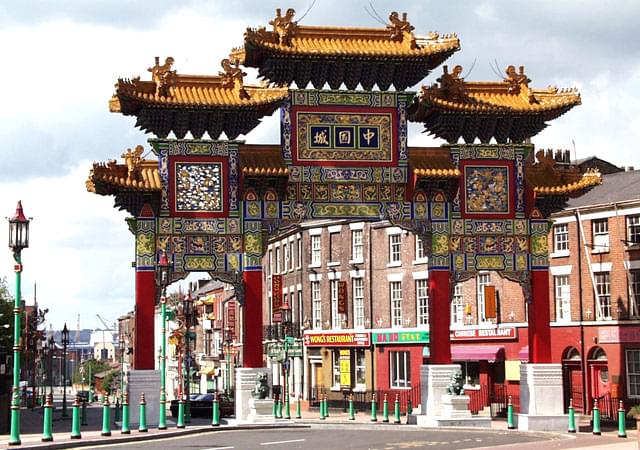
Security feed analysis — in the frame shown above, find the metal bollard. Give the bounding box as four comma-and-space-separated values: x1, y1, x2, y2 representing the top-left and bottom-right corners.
349, 394, 355, 420
121, 392, 130, 434
273, 395, 277, 418
618, 400, 627, 438
177, 396, 185, 429
139, 392, 148, 432
393, 393, 401, 424
592, 399, 601, 435
211, 392, 220, 427
71, 395, 82, 439
319, 394, 326, 420
324, 394, 330, 418
276, 394, 282, 419
371, 393, 378, 422
42, 393, 53, 442
81, 400, 88, 426
407, 397, 413, 415
285, 391, 292, 420
101, 395, 112, 437
382, 393, 389, 423
296, 393, 302, 419
567, 398, 576, 433
507, 395, 515, 430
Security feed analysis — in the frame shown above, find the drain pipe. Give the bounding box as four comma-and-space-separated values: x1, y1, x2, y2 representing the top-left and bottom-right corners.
575, 209, 588, 412
369, 222, 375, 393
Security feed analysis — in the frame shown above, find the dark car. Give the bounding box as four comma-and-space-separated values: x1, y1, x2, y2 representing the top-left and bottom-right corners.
76, 391, 90, 402
170, 392, 234, 418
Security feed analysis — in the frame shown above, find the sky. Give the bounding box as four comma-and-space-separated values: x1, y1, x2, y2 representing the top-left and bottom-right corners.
1, 0, 639, 331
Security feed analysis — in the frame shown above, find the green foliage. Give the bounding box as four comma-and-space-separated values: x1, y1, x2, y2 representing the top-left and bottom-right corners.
73, 359, 111, 385
627, 404, 640, 419
101, 369, 119, 395
0, 277, 14, 352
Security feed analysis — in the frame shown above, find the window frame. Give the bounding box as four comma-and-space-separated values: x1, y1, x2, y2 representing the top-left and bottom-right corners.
416, 278, 429, 326
390, 281, 403, 327
415, 234, 427, 263
628, 216, 640, 245
351, 229, 364, 263
451, 283, 464, 326
554, 274, 571, 322
389, 233, 401, 264
353, 277, 365, 328
553, 223, 569, 253
594, 271, 612, 320
627, 349, 640, 399
477, 273, 491, 323
630, 270, 640, 318
310, 235, 321, 267
592, 219, 609, 253
311, 280, 321, 329
355, 349, 366, 391
389, 351, 411, 388
330, 279, 341, 329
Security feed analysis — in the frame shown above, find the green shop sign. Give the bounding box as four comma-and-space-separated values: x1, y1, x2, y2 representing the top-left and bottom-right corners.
372, 331, 430, 344
267, 341, 303, 361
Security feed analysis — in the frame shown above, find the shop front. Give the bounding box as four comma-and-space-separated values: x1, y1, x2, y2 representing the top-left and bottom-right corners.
372, 330, 429, 391
303, 331, 372, 404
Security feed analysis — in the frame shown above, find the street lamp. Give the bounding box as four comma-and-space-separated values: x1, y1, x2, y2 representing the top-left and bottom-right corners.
223, 327, 233, 396
155, 250, 171, 430
7, 201, 30, 446
47, 336, 54, 395
281, 303, 293, 419
183, 286, 194, 423
61, 323, 69, 417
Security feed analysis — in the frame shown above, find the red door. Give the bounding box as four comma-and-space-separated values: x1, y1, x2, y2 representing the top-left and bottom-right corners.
590, 362, 610, 414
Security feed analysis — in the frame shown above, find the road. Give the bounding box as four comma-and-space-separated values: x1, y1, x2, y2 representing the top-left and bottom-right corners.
82, 426, 556, 450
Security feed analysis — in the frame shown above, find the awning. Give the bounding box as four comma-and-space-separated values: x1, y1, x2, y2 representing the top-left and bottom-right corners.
199, 366, 216, 376
518, 346, 529, 362
451, 345, 505, 362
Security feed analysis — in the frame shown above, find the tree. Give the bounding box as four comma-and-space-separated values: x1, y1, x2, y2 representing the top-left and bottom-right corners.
0, 277, 13, 353
73, 359, 110, 386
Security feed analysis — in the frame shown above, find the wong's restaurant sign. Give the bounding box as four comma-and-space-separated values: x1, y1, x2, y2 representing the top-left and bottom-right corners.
303, 332, 370, 347
372, 331, 430, 344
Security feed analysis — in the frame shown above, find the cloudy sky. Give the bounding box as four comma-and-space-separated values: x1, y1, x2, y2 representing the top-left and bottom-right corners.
1, 0, 639, 331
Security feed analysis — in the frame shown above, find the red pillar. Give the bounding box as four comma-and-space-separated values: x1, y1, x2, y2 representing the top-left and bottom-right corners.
429, 270, 451, 364
529, 269, 552, 363
134, 270, 156, 370
243, 270, 263, 368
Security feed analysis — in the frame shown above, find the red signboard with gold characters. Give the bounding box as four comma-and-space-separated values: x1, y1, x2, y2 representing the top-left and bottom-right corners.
271, 274, 282, 316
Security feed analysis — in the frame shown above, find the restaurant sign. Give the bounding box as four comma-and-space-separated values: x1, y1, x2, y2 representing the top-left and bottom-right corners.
450, 327, 517, 340
303, 332, 370, 347
372, 331, 430, 344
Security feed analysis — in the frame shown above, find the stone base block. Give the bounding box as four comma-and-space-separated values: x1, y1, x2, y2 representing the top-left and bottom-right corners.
517, 413, 568, 431
441, 394, 472, 419
414, 414, 491, 428
247, 398, 275, 423
127, 370, 160, 427
235, 368, 270, 423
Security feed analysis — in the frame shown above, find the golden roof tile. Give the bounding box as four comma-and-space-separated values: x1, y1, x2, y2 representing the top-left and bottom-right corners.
239, 145, 288, 176
525, 149, 602, 196
235, 9, 459, 60
418, 64, 581, 116
408, 147, 460, 178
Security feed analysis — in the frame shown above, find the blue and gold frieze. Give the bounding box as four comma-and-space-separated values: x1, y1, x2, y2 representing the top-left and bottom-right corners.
158, 218, 241, 235
150, 139, 233, 157
291, 90, 413, 108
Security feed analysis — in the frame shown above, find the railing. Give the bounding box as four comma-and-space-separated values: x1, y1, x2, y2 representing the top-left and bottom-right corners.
310, 384, 421, 413
594, 392, 619, 424
263, 322, 302, 341
465, 383, 519, 417
465, 385, 487, 415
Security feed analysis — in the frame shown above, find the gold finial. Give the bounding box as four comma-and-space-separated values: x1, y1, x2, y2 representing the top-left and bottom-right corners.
219, 58, 249, 100
388, 11, 415, 46
504, 65, 531, 94
121, 145, 144, 179
147, 56, 176, 97
437, 64, 465, 100
269, 7, 297, 46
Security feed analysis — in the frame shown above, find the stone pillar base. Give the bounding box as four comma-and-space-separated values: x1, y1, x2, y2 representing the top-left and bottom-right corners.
248, 398, 276, 423
420, 364, 460, 417
517, 363, 566, 431
235, 368, 269, 423
127, 370, 160, 426
441, 394, 472, 418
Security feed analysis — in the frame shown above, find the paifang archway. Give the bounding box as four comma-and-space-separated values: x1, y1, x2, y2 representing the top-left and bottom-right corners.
87, 9, 600, 371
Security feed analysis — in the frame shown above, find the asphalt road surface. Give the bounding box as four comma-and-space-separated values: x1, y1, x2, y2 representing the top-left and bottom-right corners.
85, 426, 557, 450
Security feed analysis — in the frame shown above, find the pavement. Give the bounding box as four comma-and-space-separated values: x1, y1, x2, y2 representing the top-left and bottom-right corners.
1, 403, 638, 450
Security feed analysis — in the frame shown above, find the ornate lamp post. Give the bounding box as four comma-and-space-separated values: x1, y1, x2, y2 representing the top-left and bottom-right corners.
61, 323, 70, 417
281, 303, 293, 419
7, 201, 30, 446
47, 336, 54, 395
183, 287, 193, 423
155, 250, 171, 430
223, 327, 233, 396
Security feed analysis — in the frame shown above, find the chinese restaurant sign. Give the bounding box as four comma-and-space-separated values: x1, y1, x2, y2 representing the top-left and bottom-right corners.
372, 331, 430, 344
303, 332, 370, 347
450, 327, 517, 340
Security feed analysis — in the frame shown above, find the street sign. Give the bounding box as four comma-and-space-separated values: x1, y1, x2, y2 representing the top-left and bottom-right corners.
267, 341, 302, 360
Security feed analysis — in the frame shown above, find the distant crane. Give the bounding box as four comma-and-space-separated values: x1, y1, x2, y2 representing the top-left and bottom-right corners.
96, 314, 115, 360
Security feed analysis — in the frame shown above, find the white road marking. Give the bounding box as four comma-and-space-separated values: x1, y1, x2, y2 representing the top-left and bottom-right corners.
201, 447, 234, 450
260, 438, 305, 446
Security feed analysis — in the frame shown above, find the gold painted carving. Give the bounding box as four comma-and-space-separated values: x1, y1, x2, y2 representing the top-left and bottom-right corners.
270, 8, 297, 46
121, 145, 144, 179
504, 65, 530, 95
387, 11, 415, 47
148, 56, 176, 97
220, 58, 249, 100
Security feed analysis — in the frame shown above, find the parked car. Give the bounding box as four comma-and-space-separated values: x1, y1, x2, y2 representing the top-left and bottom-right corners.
76, 391, 90, 402
170, 392, 234, 418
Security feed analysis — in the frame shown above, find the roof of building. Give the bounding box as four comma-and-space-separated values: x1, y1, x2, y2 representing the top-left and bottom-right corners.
110, 58, 288, 139
563, 169, 640, 208
409, 65, 581, 143
408, 147, 460, 178
234, 9, 459, 90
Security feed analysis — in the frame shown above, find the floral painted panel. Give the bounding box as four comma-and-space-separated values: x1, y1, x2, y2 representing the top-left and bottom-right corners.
175, 162, 223, 213
464, 166, 509, 214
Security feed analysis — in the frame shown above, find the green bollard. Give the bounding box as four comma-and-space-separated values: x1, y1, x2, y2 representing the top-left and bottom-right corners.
371, 393, 377, 422
177, 396, 185, 429
592, 399, 601, 435
567, 398, 576, 433
319, 394, 326, 420
81, 400, 88, 426
139, 392, 148, 432
276, 395, 282, 419
382, 393, 389, 423
273, 395, 278, 418
89, 387, 94, 403
71, 395, 82, 439
41, 393, 53, 443
101, 395, 112, 437
324, 394, 330, 418
121, 392, 130, 434
349, 394, 355, 420
407, 397, 413, 415
296, 393, 302, 419
507, 395, 515, 430
393, 393, 401, 424
285, 391, 291, 420
212, 392, 220, 427
618, 400, 627, 438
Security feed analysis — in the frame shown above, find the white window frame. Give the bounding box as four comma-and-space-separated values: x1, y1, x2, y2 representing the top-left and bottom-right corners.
554, 274, 571, 322
595, 271, 611, 320
389, 233, 401, 265
331, 279, 341, 329
283, 241, 290, 273
390, 351, 410, 388
275, 246, 281, 274
332, 350, 341, 389
477, 273, 490, 323
353, 277, 365, 328
310, 235, 321, 267
351, 229, 364, 263
626, 349, 640, 398
390, 281, 403, 327
268, 249, 273, 276
553, 223, 569, 253
630, 270, 640, 318
628, 216, 640, 245
592, 219, 609, 253
297, 236, 302, 269
355, 349, 366, 391
451, 283, 464, 326
311, 281, 321, 329
289, 239, 295, 271
415, 234, 427, 263
416, 279, 429, 326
